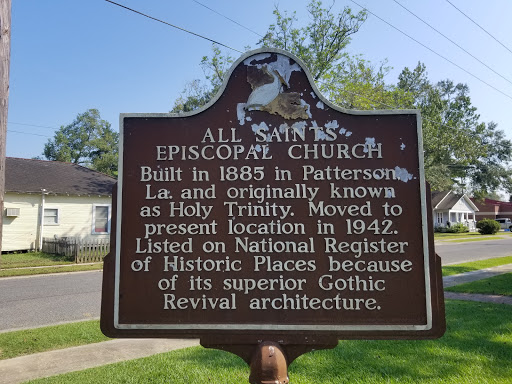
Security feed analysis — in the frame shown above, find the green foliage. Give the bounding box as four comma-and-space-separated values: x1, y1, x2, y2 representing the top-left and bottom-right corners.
434, 225, 445, 233
320, 56, 413, 110
171, 1, 366, 113
259, 1, 367, 81
170, 2, 512, 196
43, 109, 118, 177
398, 63, 512, 194
476, 219, 501, 235
171, 46, 234, 113
445, 222, 469, 233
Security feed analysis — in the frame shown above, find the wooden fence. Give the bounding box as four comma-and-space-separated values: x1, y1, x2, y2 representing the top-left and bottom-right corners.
42, 237, 110, 263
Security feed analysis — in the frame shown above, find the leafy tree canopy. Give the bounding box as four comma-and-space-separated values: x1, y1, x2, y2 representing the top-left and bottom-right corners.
43, 108, 119, 177
170, 0, 512, 197
397, 63, 512, 196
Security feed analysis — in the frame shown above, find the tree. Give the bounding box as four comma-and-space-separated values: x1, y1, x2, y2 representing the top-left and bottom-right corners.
171, 46, 234, 113
258, 1, 367, 81
43, 109, 118, 177
169, 1, 512, 196
171, 0, 367, 113
397, 63, 512, 195
320, 56, 413, 110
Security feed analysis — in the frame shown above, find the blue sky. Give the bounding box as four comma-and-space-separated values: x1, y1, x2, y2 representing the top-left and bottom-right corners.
7, 0, 512, 159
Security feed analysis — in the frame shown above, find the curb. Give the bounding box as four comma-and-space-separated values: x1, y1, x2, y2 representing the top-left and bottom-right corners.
0, 338, 199, 384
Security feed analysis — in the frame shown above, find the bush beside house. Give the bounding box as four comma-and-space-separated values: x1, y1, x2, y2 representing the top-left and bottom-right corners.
476, 219, 501, 235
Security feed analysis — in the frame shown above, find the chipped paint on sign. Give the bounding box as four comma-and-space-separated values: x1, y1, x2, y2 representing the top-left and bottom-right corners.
364, 138, 376, 153
394, 166, 413, 182
252, 121, 269, 134
237, 103, 246, 125
301, 99, 312, 118
316, 100, 325, 110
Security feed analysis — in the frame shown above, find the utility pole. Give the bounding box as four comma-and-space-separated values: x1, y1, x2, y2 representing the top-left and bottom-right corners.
0, 0, 12, 258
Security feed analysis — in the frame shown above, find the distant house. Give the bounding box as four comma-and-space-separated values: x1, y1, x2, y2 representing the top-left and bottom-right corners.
2, 158, 116, 252
431, 191, 479, 231
471, 198, 512, 221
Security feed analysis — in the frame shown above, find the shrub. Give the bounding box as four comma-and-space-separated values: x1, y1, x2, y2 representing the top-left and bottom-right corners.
434, 225, 447, 233
476, 219, 501, 235
445, 222, 469, 233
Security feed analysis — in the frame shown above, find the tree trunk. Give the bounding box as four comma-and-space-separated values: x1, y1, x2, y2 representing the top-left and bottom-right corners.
0, 0, 12, 257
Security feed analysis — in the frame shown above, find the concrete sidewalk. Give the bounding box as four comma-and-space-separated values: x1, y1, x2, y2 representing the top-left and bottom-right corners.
442, 263, 512, 287
0, 338, 199, 384
1, 265, 511, 384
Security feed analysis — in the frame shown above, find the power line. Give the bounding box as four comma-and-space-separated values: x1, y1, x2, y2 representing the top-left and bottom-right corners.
7, 129, 52, 138
191, 0, 264, 39
104, 0, 243, 53
8, 122, 59, 130
444, 0, 512, 56
349, 0, 512, 102
391, 0, 512, 86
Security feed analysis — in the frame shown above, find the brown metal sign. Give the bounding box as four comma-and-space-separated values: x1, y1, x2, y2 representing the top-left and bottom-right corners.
101, 48, 445, 343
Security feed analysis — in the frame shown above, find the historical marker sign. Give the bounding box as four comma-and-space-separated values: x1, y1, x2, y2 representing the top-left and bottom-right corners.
101, 49, 445, 342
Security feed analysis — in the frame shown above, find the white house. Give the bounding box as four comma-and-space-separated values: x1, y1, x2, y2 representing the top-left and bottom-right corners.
2, 158, 116, 252
432, 191, 479, 231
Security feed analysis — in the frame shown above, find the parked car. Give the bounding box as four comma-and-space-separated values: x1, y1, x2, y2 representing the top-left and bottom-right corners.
495, 218, 512, 230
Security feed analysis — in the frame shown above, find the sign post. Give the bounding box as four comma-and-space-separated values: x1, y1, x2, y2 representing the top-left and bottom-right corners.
101, 48, 445, 383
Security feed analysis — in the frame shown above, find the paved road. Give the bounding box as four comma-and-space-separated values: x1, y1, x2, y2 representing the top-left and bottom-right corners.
0, 270, 102, 332
435, 236, 512, 265
1, 237, 511, 332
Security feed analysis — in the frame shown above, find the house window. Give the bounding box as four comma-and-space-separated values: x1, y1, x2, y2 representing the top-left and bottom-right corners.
436, 212, 443, 224
93, 205, 110, 234
44, 208, 59, 225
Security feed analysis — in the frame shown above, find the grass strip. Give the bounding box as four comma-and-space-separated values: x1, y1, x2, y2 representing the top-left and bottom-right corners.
442, 256, 512, 276
443, 237, 506, 243
26, 300, 512, 384
0, 320, 109, 360
445, 273, 512, 296
0, 252, 75, 269
434, 232, 482, 239
0, 263, 103, 278
434, 232, 512, 240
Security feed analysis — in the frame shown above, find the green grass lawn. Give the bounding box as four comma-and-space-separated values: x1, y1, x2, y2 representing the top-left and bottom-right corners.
0, 252, 103, 277
434, 231, 512, 241
0, 320, 109, 360
23, 300, 512, 384
442, 256, 512, 277
445, 273, 512, 296
0, 263, 103, 278
441, 236, 506, 243
0, 252, 75, 269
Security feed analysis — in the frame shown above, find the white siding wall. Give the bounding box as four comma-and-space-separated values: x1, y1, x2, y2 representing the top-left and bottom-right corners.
2, 194, 40, 251
452, 198, 473, 212
2, 193, 111, 252
43, 195, 111, 240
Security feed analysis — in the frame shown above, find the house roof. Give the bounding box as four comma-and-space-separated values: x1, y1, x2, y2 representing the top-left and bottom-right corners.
432, 190, 479, 211
472, 198, 512, 214
431, 191, 450, 208
5, 158, 116, 196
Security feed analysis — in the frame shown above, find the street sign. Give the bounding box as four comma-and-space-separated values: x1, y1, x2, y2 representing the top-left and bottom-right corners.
101, 49, 445, 344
